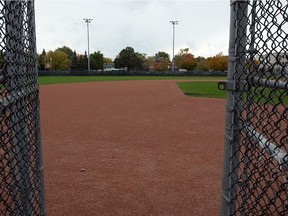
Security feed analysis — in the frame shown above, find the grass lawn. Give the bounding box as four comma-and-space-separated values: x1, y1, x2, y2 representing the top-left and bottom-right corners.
177, 81, 288, 105
38, 76, 226, 85
177, 82, 227, 99
251, 87, 288, 105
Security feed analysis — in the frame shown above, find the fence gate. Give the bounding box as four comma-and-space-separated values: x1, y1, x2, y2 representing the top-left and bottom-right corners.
0, 0, 46, 215
221, 0, 288, 215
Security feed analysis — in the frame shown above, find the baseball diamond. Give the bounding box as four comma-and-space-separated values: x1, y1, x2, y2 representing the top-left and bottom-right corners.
40, 80, 225, 215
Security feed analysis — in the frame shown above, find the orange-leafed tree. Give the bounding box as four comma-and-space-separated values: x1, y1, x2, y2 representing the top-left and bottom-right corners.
174, 48, 197, 71
207, 52, 228, 71
144, 51, 170, 71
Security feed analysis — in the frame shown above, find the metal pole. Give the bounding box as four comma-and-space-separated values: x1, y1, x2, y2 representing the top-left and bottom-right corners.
172, 23, 175, 71
84, 18, 92, 71
170, 21, 179, 71
221, 1, 248, 215
87, 21, 90, 71
241, 1, 257, 214
28, 0, 47, 213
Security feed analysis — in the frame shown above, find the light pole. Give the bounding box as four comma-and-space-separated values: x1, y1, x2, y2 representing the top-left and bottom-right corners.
84, 18, 92, 71
170, 21, 179, 72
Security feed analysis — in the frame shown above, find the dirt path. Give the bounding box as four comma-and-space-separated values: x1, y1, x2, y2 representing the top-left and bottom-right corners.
40, 80, 226, 216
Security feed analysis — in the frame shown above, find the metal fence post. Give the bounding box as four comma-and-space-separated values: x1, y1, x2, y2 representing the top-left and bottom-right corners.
221, 1, 248, 215
28, 0, 47, 213
0, 0, 46, 215
241, 1, 257, 214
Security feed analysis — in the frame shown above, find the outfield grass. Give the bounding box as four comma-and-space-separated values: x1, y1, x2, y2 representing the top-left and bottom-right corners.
177, 82, 288, 105
250, 87, 288, 105
177, 82, 227, 99
38, 76, 226, 85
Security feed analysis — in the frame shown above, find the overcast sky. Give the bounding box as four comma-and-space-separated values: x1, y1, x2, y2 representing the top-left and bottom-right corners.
35, 0, 230, 59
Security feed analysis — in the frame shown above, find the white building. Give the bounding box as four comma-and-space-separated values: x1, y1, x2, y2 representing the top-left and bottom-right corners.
258, 52, 288, 79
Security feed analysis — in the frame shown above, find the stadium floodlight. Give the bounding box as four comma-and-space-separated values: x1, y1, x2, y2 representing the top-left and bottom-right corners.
170, 21, 179, 72
83, 18, 93, 71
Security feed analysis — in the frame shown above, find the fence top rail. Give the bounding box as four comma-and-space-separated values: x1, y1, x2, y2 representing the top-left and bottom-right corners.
251, 76, 288, 90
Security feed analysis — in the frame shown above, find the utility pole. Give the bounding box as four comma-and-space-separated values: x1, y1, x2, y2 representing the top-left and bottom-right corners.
83, 18, 92, 71
170, 21, 179, 72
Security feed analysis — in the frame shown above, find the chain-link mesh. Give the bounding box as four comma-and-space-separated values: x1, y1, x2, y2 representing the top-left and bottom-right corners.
0, 1, 46, 215
221, 0, 288, 215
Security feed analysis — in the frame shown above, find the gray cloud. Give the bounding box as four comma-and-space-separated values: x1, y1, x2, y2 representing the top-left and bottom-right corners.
35, 0, 229, 58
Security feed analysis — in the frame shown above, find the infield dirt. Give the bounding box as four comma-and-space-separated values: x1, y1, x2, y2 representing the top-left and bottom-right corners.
40, 80, 225, 215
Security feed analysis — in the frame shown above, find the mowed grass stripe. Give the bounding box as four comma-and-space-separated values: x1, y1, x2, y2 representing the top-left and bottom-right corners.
38, 76, 226, 85
177, 82, 226, 99
177, 82, 288, 105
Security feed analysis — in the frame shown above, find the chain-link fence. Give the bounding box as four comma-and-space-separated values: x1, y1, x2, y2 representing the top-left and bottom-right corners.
0, 0, 46, 215
221, 0, 288, 215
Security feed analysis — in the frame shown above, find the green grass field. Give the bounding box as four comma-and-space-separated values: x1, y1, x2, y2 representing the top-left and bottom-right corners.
177, 82, 227, 99
38, 76, 225, 85
250, 87, 288, 105
177, 81, 288, 105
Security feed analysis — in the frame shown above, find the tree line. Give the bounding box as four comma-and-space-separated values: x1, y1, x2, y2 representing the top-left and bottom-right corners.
37, 46, 228, 72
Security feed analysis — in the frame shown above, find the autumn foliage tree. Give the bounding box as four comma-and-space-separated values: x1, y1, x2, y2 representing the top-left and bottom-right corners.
154, 51, 170, 71
207, 52, 228, 71
144, 56, 154, 71
153, 58, 170, 71
174, 48, 197, 70
37, 44, 229, 73
144, 51, 170, 71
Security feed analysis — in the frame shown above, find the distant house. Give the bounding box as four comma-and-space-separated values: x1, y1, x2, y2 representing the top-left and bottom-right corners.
258, 52, 288, 78
103, 63, 127, 71
104, 63, 114, 70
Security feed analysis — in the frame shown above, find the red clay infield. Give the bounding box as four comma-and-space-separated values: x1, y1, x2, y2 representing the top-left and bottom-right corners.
40, 80, 226, 216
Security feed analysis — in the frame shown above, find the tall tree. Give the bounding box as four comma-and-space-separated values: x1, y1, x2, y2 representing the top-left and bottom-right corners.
90, 51, 104, 71
114, 46, 145, 71
195, 56, 209, 71
144, 51, 170, 71
46, 50, 70, 70
144, 56, 154, 71
55, 46, 74, 69
155, 51, 170, 61
207, 52, 228, 71
174, 48, 197, 70
56, 46, 74, 60
37, 49, 46, 70
70, 51, 78, 70
76, 51, 88, 70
